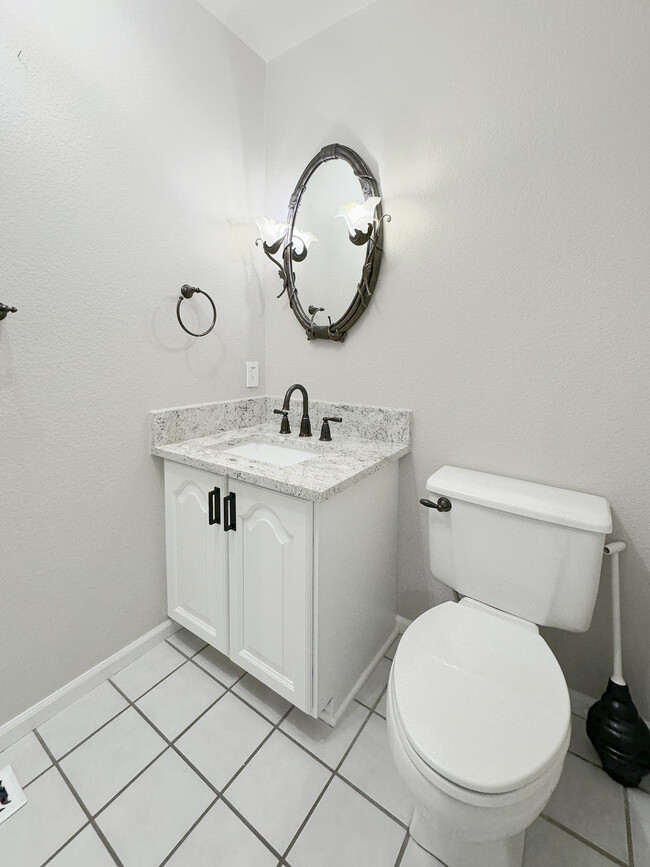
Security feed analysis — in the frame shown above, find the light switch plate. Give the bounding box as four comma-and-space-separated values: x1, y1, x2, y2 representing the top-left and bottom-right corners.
246, 361, 259, 388
0, 765, 27, 826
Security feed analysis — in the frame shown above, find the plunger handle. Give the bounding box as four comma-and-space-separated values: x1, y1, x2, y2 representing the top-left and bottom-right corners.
604, 542, 627, 686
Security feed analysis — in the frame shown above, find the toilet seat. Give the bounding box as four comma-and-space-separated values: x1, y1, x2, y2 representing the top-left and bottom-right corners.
392, 600, 570, 794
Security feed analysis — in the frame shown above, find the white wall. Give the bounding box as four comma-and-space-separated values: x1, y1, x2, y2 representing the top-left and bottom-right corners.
3, 0, 649, 730
264, 1, 650, 714
0, 0, 265, 726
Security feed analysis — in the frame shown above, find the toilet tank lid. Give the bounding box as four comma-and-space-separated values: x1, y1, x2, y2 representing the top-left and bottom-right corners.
426, 466, 612, 533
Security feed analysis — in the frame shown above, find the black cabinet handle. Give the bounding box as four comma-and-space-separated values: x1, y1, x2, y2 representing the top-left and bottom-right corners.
224, 492, 237, 531
208, 487, 221, 524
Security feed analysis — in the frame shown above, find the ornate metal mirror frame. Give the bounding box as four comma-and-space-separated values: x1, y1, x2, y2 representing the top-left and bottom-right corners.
279, 143, 389, 342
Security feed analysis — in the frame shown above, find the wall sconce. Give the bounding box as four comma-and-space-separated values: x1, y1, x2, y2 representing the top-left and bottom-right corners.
293, 227, 318, 256
255, 218, 318, 298
336, 196, 383, 245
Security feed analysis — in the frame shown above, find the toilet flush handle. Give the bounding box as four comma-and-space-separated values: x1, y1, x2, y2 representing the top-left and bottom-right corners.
419, 497, 452, 512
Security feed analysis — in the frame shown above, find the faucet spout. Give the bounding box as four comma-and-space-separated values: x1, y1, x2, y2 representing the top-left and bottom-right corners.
281, 383, 312, 437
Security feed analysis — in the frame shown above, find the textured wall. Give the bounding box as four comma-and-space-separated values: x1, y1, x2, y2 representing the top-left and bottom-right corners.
264, 1, 650, 714
0, 0, 265, 725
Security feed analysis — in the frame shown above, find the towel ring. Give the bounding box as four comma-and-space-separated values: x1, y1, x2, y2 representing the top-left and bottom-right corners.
0, 303, 17, 321
176, 284, 217, 337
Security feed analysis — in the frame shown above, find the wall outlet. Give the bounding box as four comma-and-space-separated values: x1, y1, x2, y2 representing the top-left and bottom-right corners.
246, 361, 259, 388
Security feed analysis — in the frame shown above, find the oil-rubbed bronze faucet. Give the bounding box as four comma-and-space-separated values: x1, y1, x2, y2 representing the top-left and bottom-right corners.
273, 383, 312, 436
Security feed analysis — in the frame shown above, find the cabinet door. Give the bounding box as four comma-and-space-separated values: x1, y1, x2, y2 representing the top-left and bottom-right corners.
164, 461, 228, 653
228, 480, 313, 713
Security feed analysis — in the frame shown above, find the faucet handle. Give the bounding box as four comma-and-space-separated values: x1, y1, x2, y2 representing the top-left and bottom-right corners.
273, 408, 291, 434
319, 416, 342, 442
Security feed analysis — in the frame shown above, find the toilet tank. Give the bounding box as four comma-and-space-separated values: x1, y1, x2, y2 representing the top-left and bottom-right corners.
426, 467, 612, 632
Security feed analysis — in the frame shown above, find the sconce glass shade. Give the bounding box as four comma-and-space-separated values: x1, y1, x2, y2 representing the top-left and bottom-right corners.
255, 217, 287, 247
336, 196, 381, 236
255, 218, 317, 255
292, 227, 318, 254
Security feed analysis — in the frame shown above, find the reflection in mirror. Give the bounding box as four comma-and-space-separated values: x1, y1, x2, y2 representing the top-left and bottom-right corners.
293, 159, 365, 324
336, 197, 381, 242
255, 143, 389, 342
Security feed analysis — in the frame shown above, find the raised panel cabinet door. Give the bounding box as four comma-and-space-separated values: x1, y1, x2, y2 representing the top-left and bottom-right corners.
164, 461, 228, 653
228, 480, 314, 713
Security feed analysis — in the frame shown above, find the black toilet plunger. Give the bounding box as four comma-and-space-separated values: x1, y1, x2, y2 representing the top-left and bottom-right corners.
586, 541, 650, 786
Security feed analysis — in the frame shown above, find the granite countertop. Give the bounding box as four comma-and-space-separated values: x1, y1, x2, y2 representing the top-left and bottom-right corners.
152, 421, 410, 502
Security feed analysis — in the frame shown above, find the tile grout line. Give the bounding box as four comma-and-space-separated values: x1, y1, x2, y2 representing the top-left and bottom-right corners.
50, 702, 131, 764
94, 743, 170, 819
354, 696, 386, 718
624, 787, 635, 867
23, 763, 54, 790
104, 636, 644, 867
40, 821, 93, 866
207, 699, 297, 863
108, 681, 224, 799
392, 829, 411, 867
7, 642, 283, 864
33, 730, 124, 867
158, 795, 219, 867
31, 645, 230, 865
22, 632, 380, 777
281, 774, 336, 864
23, 674, 172, 788
165, 636, 209, 658
115, 653, 188, 703
540, 814, 629, 866
27, 634, 399, 866
219, 793, 286, 863
29, 638, 286, 864
52, 655, 626, 867
273, 710, 410, 831
333, 770, 409, 830
165, 685, 232, 745
25, 647, 189, 782
110, 677, 290, 864
281, 685, 401, 863
208, 700, 293, 798
29, 654, 200, 784
283, 700, 383, 861
567, 746, 605, 771
563, 727, 646, 862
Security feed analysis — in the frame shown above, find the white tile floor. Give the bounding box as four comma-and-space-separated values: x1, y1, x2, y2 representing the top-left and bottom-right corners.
1, 630, 648, 866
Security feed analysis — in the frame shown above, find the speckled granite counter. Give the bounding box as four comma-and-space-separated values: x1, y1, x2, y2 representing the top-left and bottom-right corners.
150, 398, 411, 502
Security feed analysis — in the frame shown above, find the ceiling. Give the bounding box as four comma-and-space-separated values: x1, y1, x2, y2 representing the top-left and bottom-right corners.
196, 0, 377, 62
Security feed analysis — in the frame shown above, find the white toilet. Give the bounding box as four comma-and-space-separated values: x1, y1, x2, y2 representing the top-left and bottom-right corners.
386, 466, 612, 867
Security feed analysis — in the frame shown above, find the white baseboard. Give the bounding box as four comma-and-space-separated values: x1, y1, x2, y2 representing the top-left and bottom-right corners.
0, 619, 180, 752
396, 615, 412, 634
318, 628, 399, 728
569, 688, 595, 719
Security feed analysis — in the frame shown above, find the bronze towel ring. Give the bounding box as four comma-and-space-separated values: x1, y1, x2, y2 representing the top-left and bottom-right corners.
176, 284, 217, 337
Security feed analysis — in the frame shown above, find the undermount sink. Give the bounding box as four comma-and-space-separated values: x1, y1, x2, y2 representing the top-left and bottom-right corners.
219, 440, 316, 467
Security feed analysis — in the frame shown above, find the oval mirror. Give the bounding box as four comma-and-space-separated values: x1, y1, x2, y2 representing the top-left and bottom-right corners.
281, 144, 388, 342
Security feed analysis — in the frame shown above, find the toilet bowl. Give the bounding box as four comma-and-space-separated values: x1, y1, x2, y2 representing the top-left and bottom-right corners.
386, 599, 571, 867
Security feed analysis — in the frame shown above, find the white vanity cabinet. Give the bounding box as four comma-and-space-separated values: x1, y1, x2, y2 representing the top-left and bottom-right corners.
164, 462, 229, 653
163, 458, 398, 723
227, 480, 313, 711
